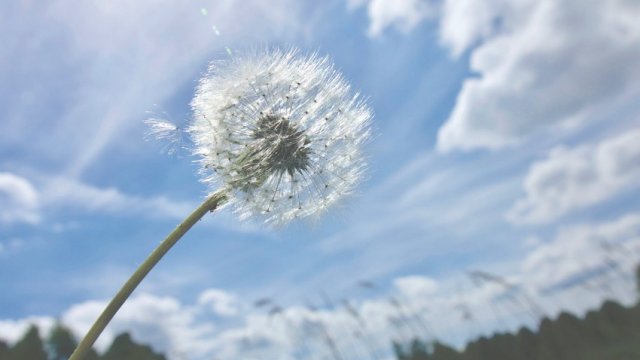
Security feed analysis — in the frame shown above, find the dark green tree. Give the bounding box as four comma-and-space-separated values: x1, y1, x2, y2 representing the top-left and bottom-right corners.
393, 341, 407, 360
431, 341, 462, 360
47, 323, 77, 360
9, 325, 46, 360
44, 322, 99, 360
0, 340, 10, 360
553, 312, 584, 358
101, 333, 166, 360
636, 263, 640, 298
514, 327, 537, 360
408, 339, 430, 360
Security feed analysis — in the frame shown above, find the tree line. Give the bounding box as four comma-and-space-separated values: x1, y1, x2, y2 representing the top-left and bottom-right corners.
395, 265, 640, 360
0, 324, 165, 360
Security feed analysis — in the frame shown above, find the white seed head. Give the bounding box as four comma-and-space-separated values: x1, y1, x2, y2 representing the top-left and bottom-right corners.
190, 49, 371, 226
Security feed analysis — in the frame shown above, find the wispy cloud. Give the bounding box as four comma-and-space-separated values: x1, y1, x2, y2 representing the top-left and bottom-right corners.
508, 127, 640, 224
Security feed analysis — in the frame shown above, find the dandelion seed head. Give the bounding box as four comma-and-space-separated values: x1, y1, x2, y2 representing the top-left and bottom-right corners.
190, 49, 371, 226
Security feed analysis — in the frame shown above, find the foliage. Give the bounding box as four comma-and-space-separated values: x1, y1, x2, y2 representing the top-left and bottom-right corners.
7, 325, 47, 360
101, 333, 165, 360
395, 301, 640, 360
47, 323, 78, 360
0, 341, 9, 359
0, 326, 161, 360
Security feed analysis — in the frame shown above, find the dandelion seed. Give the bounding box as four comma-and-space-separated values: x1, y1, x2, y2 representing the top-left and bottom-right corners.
143, 118, 183, 155
190, 48, 371, 225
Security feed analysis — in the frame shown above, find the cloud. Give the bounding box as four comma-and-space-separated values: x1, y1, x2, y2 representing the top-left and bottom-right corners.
349, 0, 439, 37
40, 176, 195, 220
507, 127, 640, 224
197, 289, 240, 317
436, 0, 640, 151
522, 212, 640, 295
36, 175, 261, 234
394, 276, 439, 299
0, 170, 214, 230
0, 317, 55, 345
62, 293, 218, 357
438, 0, 511, 57
0, 172, 40, 225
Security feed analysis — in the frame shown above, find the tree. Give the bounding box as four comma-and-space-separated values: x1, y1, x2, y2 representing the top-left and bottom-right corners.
431, 341, 462, 360
9, 325, 46, 360
101, 333, 166, 360
47, 323, 77, 360
45, 323, 100, 360
636, 264, 640, 298
514, 327, 537, 360
0, 340, 10, 360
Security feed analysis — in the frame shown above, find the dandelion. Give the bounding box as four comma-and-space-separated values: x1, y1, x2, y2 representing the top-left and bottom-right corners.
190, 49, 371, 225
69, 48, 371, 360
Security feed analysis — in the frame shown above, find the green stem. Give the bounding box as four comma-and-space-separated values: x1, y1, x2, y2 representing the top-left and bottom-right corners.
69, 190, 227, 360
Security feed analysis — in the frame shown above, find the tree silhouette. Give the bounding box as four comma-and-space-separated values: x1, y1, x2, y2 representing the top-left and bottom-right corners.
9, 325, 46, 360
395, 292, 640, 360
0, 340, 9, 360
47, 323, 77, 360
101, 333, 166, 360
636, 264, 640, 298
432, 341, 461, 360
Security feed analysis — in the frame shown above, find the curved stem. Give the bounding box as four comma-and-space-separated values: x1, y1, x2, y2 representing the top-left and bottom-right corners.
69, 190, 227, 360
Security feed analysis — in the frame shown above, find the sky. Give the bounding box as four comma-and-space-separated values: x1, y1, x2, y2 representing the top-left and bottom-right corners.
1, 0, 640, 359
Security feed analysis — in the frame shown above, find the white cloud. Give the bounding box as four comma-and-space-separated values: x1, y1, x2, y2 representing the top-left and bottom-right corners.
197, 289, 240, 317
350, 0, 439, 37
394, 276, 439, 299
37, 175, 261, 233
522, 212, 640, 295
0, 172, 40, 225
0, 317, 55, 345
436, 0, 640, 151
62, 293, 218, 357
438, 0, 515, 57
508, 128, 640, 224
41, 176, 195, 220
0, 170, 211, 228
0, 170, 261, 233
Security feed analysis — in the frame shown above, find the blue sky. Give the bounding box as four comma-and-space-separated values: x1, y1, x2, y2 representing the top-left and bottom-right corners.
2, 0, 640, 359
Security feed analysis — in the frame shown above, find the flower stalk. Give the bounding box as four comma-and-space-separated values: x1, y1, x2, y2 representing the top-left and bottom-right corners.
69, 190, 227, 360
